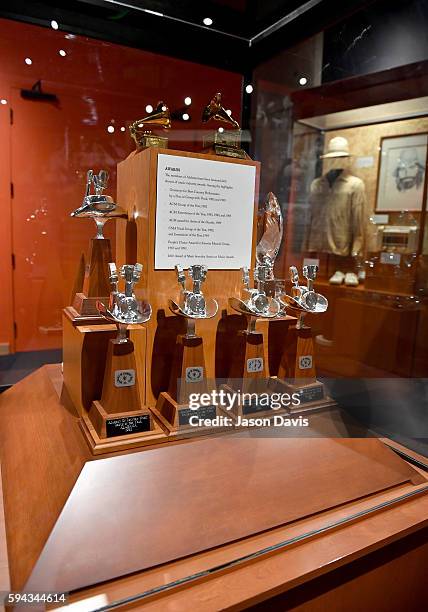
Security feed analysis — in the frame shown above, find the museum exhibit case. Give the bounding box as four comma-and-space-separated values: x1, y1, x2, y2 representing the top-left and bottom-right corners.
1, 0, 428, 609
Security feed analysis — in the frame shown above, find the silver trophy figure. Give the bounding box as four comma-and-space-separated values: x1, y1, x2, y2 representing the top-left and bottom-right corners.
71, 170, 127, 238
97, 263, 152, 342
281, 264, 328, 327
229, 192, 283, 321
169, 264, 218, 337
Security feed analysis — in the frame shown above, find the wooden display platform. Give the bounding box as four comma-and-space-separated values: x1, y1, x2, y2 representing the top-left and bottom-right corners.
1, 364, 428, 604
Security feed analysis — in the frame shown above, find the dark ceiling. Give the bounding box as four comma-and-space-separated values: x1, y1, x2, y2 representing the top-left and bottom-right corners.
0, 0, 371, 72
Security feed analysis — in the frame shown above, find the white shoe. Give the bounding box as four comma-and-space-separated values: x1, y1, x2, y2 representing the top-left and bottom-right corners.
344, 272, 359, 286
329, 270, 345, 285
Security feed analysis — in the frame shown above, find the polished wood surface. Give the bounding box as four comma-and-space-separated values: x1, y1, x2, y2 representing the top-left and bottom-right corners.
1, 365, 428, 605
21, 435, 424, 593
116, 147, 260, 406
0, 365, 91, 590
58, 484, 428, 611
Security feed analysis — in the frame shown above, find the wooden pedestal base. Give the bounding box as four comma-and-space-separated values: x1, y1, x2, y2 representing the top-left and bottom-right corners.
82, 335, 167, 453
81, 402, 166, 455
222, 328, 287, 423
271, 323, 336, 413
155, 332, 225, 436
67, 237, 113, 324
269, 377, 337, 413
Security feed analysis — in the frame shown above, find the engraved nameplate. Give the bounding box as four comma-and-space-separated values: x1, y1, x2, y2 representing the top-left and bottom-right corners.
179, 404, 217, 426
296, 385, 325, 404
242, 400, 273, 415
106, 414, 151, 437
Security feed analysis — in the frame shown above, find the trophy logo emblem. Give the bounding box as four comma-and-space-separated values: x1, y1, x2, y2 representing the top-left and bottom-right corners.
247, 358, 264, 373
299, 356, 313, 370
114, 369, 136, 387
185, 367, 204, 383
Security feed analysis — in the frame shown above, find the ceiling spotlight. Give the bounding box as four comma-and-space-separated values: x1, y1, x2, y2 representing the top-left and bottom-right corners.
203, 17, 213, 26
107, 125, 115, 133
25, 57, 33, 65
245, 84, 253, 94
182, 113, 190, 121
299, 76, 308, 86
58, 49, 66, 57
184, 96, 192, 106
218, 127, 224, 133
145, 104, 153, 113
226, 109, 232, 116
50, 20, 59, 30
0, 99, 7, 105
120, 126, 126, 132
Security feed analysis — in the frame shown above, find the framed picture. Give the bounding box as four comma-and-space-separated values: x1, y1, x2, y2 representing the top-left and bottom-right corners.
375, 132, 428, 212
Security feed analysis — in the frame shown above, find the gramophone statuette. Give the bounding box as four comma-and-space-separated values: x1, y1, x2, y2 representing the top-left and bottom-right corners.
202, 92, 248, 159
129, 101, 171, 150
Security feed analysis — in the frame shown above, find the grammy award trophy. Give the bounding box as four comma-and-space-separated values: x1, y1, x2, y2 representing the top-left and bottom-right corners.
129, 101, 171, 150
202, 92, 248, 159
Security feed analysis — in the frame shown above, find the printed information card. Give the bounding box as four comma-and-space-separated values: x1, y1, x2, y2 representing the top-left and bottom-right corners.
155, 154, 256, 269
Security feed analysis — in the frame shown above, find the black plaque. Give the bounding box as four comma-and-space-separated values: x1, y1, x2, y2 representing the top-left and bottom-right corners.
297, 385, 325, 404
106, 414, 151, 437
242, 399, 273, 415
179, 404, 217, 426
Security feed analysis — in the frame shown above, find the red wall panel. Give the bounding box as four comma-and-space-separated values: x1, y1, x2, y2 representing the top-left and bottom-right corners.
0, 18, 243, 351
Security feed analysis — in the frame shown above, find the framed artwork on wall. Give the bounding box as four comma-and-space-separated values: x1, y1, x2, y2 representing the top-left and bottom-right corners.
375, 132, 428, 212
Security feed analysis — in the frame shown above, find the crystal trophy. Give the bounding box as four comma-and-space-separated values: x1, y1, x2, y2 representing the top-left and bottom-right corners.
225, 193, 285, 418
274, 264, 333, 409
155, 264, 220, 432
87, 263, 157, 440
202, 92, 248, 159
69, 170, 127, 321
129, 101, 171, 150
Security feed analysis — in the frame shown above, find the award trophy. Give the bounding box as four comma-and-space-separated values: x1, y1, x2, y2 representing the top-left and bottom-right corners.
273, 264, 334, 410
85, 262, 163, 441
202, 92, 248, 159
68, 170, 127, 322
225, 193, 286, 419
154, 264, 220, 432
129, 101, 171, 150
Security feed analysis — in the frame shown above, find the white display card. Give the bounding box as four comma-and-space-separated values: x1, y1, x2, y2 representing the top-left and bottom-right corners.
155, 154, 256, 269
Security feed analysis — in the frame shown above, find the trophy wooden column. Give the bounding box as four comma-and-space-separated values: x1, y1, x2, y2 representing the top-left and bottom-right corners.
82, 327, 166, 453
272, 321, 336, 411
154, 331, 217, 432
221, 317, 274, 421
70, 238, 112, 319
